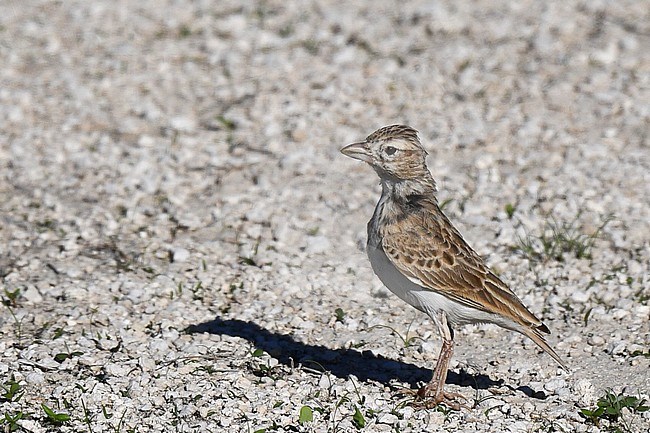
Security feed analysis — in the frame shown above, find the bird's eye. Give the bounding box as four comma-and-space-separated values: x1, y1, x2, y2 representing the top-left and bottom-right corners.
384, 146, 397, 155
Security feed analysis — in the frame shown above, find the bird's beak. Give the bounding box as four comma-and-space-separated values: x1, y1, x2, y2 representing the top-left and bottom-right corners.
340, 141, 372, 163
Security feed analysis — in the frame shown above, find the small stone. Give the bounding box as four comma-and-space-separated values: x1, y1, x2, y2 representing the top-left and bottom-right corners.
635, 305, 650, 318
420, 341, 439, 353
138, 135, 155, 146
66, 267, 83, 279
16, 420, 41, 433
570, 290, 590, 303
608, 341, 626, 355
318, 374, 333, 389
170, 116, 197, 132
544, 378, 566, 393
612, 309, 629, 320
377, 413, 399, 425
127, 288, 145, 303
305, 235, 330, 254
628, 344, 644, 354
171, 247, 190, 263
573, 379, 596, 404
587, 335, 605, 346
105, 362, 132, 377
25, 372, 45, 384
292, 128, 308, 142
148, 338, 170, 354
139, 356, 156, 371
22, 285, 43, 303
428, 410, 446, 425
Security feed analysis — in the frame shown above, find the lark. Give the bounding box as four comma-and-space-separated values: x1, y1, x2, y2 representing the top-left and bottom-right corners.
341, 125, 567, 409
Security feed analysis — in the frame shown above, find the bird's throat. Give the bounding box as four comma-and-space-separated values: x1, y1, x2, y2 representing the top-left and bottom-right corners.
377, 178, 437, 225
381, 177, 436, 203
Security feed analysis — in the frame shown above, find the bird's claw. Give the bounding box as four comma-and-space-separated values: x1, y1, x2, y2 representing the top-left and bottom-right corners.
416, 389, 469, 410
394, 386, 469, 410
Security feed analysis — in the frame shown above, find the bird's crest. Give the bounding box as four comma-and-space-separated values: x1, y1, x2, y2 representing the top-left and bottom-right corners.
366, 125, 425, 153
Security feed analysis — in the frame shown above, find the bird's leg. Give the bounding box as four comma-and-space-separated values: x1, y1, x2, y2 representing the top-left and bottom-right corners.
416, 312, 467, 409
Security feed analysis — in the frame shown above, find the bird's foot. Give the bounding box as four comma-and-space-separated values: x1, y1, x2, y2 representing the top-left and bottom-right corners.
415, 387, 468, 410
394, 385, 468, 410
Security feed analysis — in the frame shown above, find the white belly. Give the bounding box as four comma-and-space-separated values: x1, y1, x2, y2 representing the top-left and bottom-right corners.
367, 243, 516, 330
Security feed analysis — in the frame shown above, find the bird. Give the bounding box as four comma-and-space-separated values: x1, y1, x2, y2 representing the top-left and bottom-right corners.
340, 124, 567, 409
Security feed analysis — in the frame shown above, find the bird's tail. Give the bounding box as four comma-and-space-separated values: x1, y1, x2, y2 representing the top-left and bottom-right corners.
521, 326, 570, 372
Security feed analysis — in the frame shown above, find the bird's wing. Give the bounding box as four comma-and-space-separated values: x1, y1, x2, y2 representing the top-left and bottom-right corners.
381, 200, 569, 370
380, 198, 545, 331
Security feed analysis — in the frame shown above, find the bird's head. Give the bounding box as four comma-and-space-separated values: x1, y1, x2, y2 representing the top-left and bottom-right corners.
341, 125, 432, 183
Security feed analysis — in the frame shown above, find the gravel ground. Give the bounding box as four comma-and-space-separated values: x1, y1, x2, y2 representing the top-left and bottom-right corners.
1, 1, 649, 432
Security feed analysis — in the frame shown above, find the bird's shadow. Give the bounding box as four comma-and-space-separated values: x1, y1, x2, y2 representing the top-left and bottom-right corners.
186, 317, 546, 399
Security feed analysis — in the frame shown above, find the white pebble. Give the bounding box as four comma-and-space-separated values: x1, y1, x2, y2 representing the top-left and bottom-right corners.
25, 372, 45, 384
171, 247, 190, 263
22, 285, 43, 303
588, 335, 606, 346
170, 116, 197, 132
544, 378, 567, 393
305, 235, 331, 254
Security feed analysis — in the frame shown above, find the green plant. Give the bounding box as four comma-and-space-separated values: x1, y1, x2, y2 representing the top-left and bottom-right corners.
248, 349, 283, 380
329, 377, 379, 431
434, 403, 453, 421
330, 395, 352, 431
298, 405, 313, 424
239, 238, 269, 267
294, 375, 381, 432
579, 390, 649, 432
81, 398, 94, 433
629, 349, 650, 359
504, 203, 516, 219
334, 308, 346, 323
190, 280, 205, 301
2, 411, 24, 432
635, 287, 650, 304
367, 318, 421, 348
278, 24, 294, 37
2, 287, 21, 308
515, 213, 612, 262
352, 405, 366, 429
52, 327, 65, 339
177, 24, 191, 38
1, 289, 24, 344
532, 418, 568, 432
301, 39, 319, 55
583, 307, 593, 326
41, 403, 71, 424
216, 115, 236, 131
53, 342, 84, 363
1, 375, 23, 402
169, 280, 184, 300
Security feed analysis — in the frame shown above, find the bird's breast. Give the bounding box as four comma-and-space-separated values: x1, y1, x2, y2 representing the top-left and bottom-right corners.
366, 241, 424, 309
